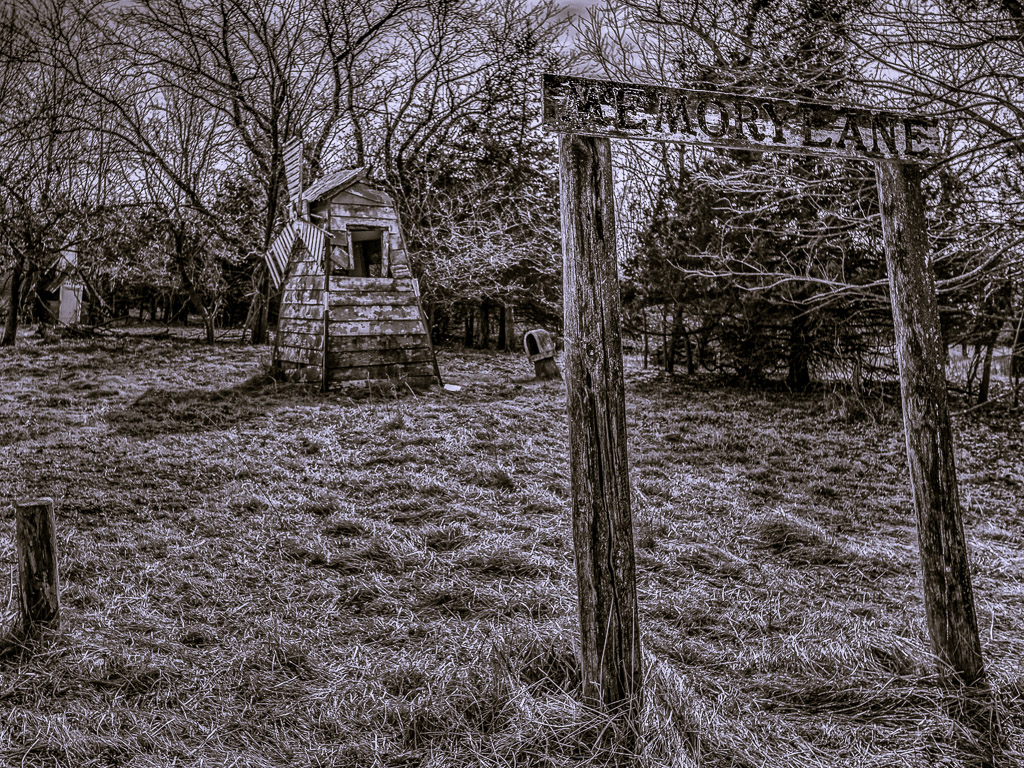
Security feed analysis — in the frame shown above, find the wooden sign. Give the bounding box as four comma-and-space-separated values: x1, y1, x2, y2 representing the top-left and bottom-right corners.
543, 74, 941, 162
550, 70, 986, 757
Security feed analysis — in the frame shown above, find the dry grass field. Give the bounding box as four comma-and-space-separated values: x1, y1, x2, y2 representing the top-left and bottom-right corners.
1, 327, 1022, 767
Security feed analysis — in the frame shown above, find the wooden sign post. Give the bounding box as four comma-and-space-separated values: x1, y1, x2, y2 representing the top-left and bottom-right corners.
558, 133, 643, 742
874, 161, 985, 685
544, 73, 985, 745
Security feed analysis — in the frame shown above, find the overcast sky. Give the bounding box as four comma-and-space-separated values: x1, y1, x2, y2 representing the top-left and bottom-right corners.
551, 0, 601, 22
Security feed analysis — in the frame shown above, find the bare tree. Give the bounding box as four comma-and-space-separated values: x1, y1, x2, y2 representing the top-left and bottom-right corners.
0, 0, 104, 345
54, 0, 416, 343
138, 87, 234, 344
374, 1, 567, 334
572, 0, 1024, 392
850, 0, 1024, 401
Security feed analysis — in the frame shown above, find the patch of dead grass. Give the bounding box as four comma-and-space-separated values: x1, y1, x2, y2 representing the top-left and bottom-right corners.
0, 336, 1021, 766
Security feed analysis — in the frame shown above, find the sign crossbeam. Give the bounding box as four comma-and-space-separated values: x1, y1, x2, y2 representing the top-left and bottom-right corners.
543, 73, 942, 162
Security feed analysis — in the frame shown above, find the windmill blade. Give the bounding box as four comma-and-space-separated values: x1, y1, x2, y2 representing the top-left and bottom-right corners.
296, 221, 329, 263
266, 222, 297, 289
284, 137, 303, 207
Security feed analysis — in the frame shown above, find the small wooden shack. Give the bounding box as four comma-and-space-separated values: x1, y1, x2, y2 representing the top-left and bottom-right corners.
43, 249, 83, 325
269, 168, 439, 389
1, 249, 84, 327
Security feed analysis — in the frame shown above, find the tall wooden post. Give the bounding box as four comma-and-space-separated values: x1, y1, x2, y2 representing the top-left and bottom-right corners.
875, 160, 986, 686
15, 498, 61, 633
558, 133, 643, 741
322, 251, 331, 393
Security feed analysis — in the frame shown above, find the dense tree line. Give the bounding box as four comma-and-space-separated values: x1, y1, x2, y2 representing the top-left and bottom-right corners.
3, 0, 1022, 391
578, 0, 1024, 399
0, 0, 565, 348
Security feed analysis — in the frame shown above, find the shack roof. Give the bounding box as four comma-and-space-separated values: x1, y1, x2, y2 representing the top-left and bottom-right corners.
41, 249, 78, 294
302, 168, 367, 204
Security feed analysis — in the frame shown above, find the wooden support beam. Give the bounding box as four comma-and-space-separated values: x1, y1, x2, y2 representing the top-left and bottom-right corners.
875, 160, 986, 686
328, 333, 430, 353
411, 280, 443, 387
558, 132, 642, 746
15, 498, 61, 633
322, 282, 330, 395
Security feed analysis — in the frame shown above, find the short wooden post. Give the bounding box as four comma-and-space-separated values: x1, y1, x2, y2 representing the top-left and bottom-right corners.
15, 498, 61, 632
875, 160, 986, 686
558, 132, 642, 747
504, 304, 515, 354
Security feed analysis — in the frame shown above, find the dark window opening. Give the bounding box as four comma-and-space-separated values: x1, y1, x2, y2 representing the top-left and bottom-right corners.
351, 229, 383, 277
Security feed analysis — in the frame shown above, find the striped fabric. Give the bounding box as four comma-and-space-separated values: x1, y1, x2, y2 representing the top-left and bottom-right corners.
284, 137, 303, 205
265, 222, 296, 289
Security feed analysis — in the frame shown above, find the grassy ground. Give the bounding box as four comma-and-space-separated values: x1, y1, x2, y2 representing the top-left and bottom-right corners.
0, 327, 1022, 767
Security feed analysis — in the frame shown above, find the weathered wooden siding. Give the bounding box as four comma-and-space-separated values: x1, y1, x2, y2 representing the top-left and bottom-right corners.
330, 333, 429, 352
326, 278, 436, 388
328, 215, 393, 230
329, 276, 414, 292
329, 319, 427, 337
329, 304, 421, 323
277, 243, 325, 367
275, 175, 437, 388
326, 348, 432, 368
327, 362, 436, 383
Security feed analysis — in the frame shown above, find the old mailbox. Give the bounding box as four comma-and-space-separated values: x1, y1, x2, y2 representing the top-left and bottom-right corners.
524, 328, 560, 380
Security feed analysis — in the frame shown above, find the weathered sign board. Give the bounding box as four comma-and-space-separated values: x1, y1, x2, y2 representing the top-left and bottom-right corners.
547, 71, 985, 755
542, 73, 941, 161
